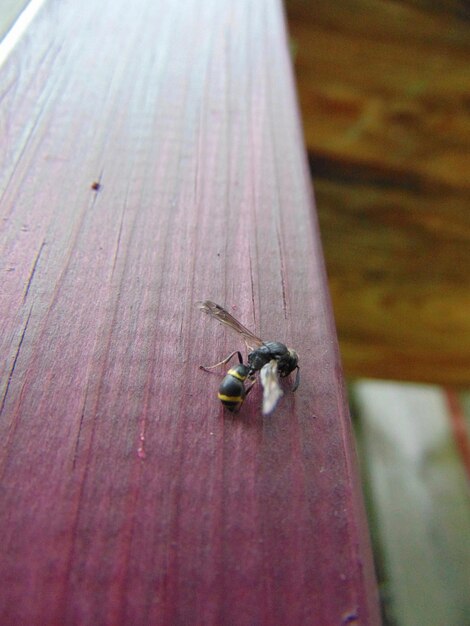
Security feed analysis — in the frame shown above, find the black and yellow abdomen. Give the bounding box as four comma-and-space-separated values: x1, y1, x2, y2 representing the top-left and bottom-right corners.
218, 364, 250, 412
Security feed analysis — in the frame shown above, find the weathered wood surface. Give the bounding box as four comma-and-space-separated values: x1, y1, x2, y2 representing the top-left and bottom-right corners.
0, 1, 380, 625
286, 0, 470, 385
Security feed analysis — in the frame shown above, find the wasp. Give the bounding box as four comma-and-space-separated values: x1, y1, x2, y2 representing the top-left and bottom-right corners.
214, 351, 257, 412
197, 300, 300, 414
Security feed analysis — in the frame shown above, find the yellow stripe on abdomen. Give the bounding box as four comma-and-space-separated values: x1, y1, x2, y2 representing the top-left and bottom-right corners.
227, 368, 247, 381
218, 393, 243, 402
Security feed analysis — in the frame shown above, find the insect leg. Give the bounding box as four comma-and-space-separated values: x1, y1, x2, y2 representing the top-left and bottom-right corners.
199, 350, 243, 372
292, 366, 300, 392
244, 377, 258, 396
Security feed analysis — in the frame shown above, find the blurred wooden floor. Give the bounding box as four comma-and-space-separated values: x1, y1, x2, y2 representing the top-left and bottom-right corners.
352, 381, 470, 626
286, 0, 470, 386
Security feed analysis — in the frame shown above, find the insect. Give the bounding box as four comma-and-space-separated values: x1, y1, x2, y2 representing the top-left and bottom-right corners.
197, 300, 300, 414
215, 351, 257, 412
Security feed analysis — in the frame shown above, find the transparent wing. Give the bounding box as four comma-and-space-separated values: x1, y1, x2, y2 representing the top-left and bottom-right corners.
260, 360, 283, 415
196, 300, 264, 350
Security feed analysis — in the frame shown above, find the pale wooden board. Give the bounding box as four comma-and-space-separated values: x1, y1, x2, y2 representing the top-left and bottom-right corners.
354, 381, 470, 626
0, 0, 31, 41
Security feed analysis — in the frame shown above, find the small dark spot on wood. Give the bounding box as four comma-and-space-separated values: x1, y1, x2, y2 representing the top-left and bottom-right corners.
91, 181, 101, 191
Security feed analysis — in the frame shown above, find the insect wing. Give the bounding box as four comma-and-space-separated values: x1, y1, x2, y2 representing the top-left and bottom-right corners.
260, 360, 283, 415
196, 300, 264, 350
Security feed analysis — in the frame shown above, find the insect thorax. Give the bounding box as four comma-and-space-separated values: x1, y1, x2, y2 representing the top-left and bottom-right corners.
248, 342, 297, 377
248, 342, 287, 372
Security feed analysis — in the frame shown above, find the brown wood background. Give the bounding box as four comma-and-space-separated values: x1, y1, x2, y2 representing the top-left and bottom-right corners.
286, 0, 470, 386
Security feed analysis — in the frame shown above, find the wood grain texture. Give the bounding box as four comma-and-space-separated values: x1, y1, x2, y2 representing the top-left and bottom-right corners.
286, 0, 470, 385
0, 1, 380, 624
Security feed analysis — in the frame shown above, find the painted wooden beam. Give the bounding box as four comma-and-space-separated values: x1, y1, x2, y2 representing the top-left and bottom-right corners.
0, 0, 380, 624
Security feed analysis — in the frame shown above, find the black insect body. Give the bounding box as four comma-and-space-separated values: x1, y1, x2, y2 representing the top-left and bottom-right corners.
197, 300, 300, 414
217, 357, 256, 412
247, 341, 299, 381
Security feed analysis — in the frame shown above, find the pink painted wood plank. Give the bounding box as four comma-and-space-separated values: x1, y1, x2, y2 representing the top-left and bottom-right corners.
0, 0, 381, 624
